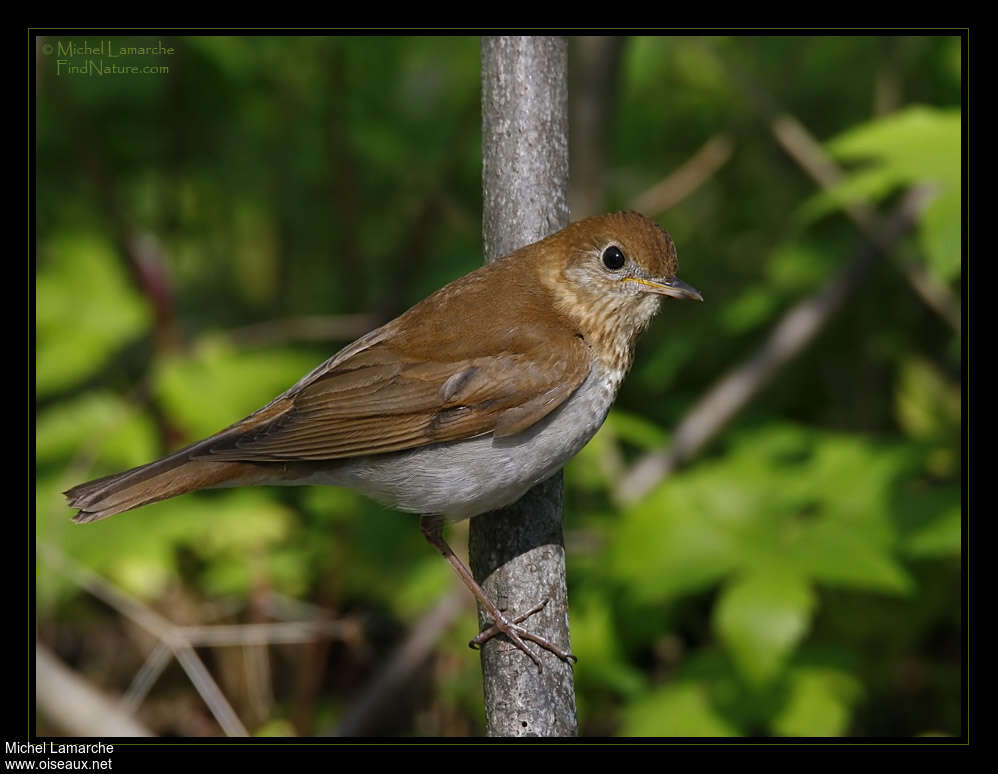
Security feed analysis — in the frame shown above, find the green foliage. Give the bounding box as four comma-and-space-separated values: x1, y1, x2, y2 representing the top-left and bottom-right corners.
36, 391, 160, 471
715, 570, 817, 686
798, 106, 961, 284
621, 680, 742, 737
35, 35, 961, 737
152, 338, 321, 440
570, 592, 646, 698
607, 423, 951, 600
38, 486, 296, 601
36, 233, 151, 398
771, 664, 865, 736
585, 419, 958, 734
894, 356, 961, 479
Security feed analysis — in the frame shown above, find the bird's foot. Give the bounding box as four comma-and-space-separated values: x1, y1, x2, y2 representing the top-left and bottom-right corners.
470, 598, 577, 669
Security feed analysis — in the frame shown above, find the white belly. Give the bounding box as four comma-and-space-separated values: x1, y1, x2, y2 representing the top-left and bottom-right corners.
308, 363, 621, 519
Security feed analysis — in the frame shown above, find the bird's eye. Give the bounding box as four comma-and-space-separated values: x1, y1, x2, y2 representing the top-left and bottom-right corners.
602, 245, 626, 271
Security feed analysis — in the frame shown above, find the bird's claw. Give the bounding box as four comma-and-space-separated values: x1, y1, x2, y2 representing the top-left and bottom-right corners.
469, 598, 577, 670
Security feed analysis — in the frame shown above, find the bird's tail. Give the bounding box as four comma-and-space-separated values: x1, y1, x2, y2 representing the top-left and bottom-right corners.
64, 450, 268, 523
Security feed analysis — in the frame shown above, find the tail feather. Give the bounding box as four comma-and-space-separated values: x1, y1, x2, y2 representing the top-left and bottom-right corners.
65, 392, 300, 523
65, 452, 268, 523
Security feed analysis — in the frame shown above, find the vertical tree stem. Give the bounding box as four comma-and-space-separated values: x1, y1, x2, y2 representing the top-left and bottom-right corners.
474, 35, 578, 737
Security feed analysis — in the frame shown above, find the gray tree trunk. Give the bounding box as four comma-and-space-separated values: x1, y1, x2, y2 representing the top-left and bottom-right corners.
472, 35, 578, 738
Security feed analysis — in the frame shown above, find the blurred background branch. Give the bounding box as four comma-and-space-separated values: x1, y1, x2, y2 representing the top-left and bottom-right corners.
769, 114, 961, 334
36, 644, 153, 737
38, 543, 356, 737
629, 133, 735, 217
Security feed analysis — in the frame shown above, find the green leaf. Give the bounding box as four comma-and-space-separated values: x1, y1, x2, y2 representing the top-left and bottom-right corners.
152, 337, 321, 439
253, 718, 297, 737
606, 410, 670, 450
919, 186, 961, 282
715, 570, 816, 685
608, 423, 931, 603
895, 357, 961, 442
798, 106, 961, 283
620, 681, 742, 737
564, 424, 617, 496
766, 239, 838, 292
608, 480, 742, 603
785, 519, 914, 594
771, 665, 864, 737
391, 554, 453, 621
902, 504, 961, 558
340, 507, 445, 611
719, 286, 781, 334
571, 594, 646, 698
35, 391, 159, 470
827, 106, 958, 197
36, 233, 151, 397
40, 489, 295, 600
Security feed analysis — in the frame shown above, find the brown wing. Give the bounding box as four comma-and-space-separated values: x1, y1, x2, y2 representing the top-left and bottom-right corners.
200, 334, 591, 462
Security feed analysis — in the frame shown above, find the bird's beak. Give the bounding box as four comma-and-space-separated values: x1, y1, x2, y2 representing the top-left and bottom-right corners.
624, 276, 703, 302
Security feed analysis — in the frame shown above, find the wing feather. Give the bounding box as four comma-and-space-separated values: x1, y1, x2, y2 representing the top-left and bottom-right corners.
203, 335, 591, 462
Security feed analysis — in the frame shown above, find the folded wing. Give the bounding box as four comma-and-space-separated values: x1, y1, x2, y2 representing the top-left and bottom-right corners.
203, 335, 591, 461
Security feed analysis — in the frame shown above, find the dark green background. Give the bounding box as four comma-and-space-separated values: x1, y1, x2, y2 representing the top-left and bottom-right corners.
34, 35, 963, 737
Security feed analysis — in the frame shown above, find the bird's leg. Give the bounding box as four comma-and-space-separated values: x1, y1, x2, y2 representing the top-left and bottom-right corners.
419, 514, 576, 670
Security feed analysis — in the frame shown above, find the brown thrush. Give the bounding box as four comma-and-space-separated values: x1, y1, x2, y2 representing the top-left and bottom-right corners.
66, 211, 702, 666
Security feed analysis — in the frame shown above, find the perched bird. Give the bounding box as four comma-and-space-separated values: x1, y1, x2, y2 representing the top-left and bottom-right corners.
65, 211, 702, 666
